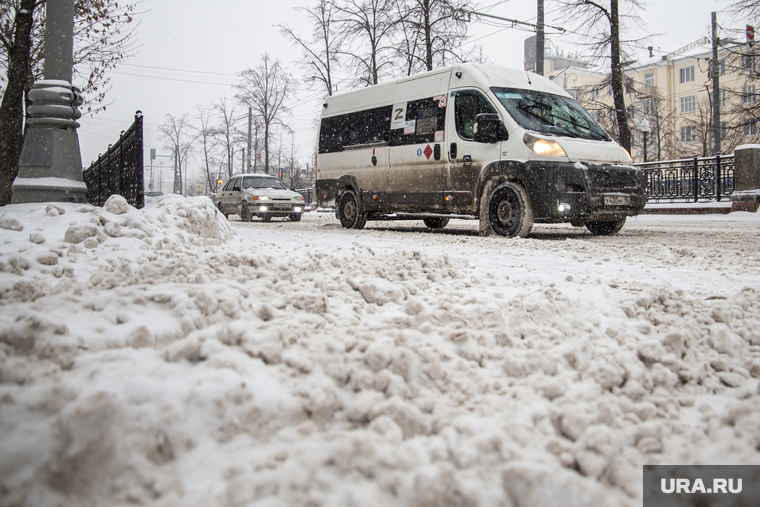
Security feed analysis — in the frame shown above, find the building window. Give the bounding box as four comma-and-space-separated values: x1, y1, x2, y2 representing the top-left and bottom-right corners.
742, 54, 755, 71
590, 87, 598, 100
679, 66, 695, 83
640, 98, 655, 115
627, 105, 635, 121
625, 77, 635, 93
680, 125, 696, 143
742, 85, 756, 104
607, 84, 613, 96
744, 121, 756, 137
608, 109, 616, 124
645, 73, 654, 86
680, 95, 695, 114
719, 89, 726, 109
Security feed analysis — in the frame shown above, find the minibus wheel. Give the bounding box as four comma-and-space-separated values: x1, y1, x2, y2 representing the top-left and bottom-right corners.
487, 182, 533, 238
585, 217, 626, 235
338, 190, 367, 229
423, 217, 449, 229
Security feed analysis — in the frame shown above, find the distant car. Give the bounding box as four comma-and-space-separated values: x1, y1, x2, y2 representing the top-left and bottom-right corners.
144, 191, 163, 197
214, 174, 305, 222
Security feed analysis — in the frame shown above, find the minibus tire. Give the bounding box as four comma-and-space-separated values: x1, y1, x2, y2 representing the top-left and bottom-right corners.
338, 190, 367, 229
586, 217, 626, 235
241, 203, 251, 222
487, 182, 533, 238
423, 217, 449, 229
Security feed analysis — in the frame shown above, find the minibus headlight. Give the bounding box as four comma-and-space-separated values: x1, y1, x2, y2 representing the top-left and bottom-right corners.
621, 146, 633, 162
524, 133, 567, 157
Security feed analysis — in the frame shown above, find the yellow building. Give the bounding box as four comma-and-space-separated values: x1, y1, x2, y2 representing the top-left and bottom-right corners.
548, 38, 759, 162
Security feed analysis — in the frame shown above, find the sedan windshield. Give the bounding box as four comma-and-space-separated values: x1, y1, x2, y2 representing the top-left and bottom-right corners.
492, 88, 610, 141
242, 177, 288, 190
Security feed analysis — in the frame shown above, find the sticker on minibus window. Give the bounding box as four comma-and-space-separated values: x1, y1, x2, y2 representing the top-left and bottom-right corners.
435, 130, 444, 142
404, 120, 416, 134
498, 92, 523, 100
391, 103, 407, 129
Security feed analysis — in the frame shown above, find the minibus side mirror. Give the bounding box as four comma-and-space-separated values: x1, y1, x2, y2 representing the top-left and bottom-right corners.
473, 113, 509, 144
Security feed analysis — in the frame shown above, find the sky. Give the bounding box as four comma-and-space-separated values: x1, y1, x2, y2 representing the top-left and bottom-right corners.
75, 0, 734, 191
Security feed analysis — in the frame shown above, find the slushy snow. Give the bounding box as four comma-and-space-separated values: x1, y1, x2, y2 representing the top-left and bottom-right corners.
0, 194, 759, 506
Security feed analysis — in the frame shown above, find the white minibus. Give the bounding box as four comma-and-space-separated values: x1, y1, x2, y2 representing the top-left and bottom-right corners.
315, 63, 646, 237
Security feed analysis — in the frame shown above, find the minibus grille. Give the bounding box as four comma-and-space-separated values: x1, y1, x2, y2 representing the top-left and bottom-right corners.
586, 166, 641, 192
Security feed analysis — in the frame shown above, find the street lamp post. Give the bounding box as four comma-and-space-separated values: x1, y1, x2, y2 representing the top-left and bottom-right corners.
641, 119, 651, 163
12, 0, 87, 204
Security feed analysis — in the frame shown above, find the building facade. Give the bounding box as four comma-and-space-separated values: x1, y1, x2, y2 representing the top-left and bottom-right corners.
546, 38, 759, 162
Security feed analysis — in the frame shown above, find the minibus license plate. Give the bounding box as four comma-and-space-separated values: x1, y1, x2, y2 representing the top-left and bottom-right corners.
604, 196, 630, 206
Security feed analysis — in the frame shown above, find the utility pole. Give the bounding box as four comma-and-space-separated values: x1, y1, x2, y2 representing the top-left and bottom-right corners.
446, 1, 564, 74
247, 107, 252, 173
711, 11, 721, 156
536, 0, 545, 76
12, 0, 87, 204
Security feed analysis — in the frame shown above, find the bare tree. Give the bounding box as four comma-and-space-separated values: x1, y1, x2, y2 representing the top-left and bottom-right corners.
278, 0, 343, 96
0, 0, 35, 206
727, 0, 760, 23
236, 55, 293, 175
333, 0, 399, 86
557, 0, 644, 152
396, 0, 469, 73
211, 96, 241, 179
194, 104, 220, 193
0, 0, 137, 205
158, 114, 194, 195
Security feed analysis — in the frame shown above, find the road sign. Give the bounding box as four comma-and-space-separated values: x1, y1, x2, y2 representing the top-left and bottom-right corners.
748, 25, 755, 47
195, 184, 202, 192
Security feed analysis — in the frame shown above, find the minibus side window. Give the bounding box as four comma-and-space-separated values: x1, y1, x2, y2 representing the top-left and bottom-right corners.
319, 105, 392, 153
454, 92, 496, 140
389, 96, 446, 146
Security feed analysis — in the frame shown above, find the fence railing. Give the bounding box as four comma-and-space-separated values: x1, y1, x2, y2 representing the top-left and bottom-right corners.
636, 153, 734, 203
83, 111, 144, 208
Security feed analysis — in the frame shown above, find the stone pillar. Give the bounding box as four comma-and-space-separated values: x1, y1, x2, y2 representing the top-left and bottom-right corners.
731, 145, 760, 213
11, 0, 86, 204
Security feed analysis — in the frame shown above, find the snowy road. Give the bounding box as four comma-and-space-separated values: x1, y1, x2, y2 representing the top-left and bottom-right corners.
1, 197, 759, 506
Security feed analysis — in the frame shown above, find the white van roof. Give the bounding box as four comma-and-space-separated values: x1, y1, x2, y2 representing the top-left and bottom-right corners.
321, 63, 573, 117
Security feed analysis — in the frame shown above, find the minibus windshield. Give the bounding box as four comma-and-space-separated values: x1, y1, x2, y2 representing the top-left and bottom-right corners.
492, 88, 610, 141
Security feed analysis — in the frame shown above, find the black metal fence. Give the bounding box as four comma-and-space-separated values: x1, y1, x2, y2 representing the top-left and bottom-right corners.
636, 153, 734, 203
83, 112, 144, 208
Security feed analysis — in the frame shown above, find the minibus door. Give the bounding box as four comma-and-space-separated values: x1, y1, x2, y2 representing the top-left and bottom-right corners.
388, 95, 448, 207
446, 89, 502, 210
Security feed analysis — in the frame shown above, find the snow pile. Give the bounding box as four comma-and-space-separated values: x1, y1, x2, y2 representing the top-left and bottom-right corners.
0, 197, 759, 507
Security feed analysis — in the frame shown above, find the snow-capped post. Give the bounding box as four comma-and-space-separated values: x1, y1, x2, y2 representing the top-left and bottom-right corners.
732, 145, 760, 212
11, 0, 87, 204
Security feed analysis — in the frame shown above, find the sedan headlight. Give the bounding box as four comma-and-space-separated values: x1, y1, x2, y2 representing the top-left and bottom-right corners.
252, 195, 270, 201
524, 132, 567, 157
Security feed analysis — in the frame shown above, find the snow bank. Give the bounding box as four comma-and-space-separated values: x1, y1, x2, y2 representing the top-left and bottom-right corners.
0, 197, 759, 506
